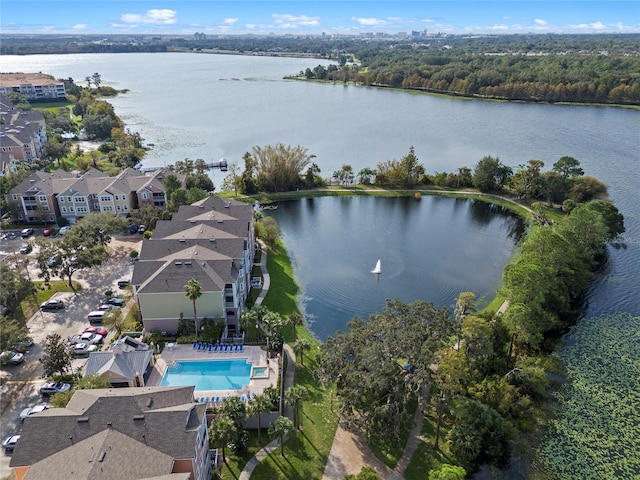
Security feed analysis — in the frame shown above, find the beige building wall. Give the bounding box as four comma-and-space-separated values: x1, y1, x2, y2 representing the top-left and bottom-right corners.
138, 291, 225, 331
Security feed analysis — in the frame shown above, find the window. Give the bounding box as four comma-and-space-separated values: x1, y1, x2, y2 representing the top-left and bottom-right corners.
122, 194, 127, 200
117, 205, 121, 210
61, 207, 67, 213
123, 205, 128, 211
75, 196, 86, 203
142, 192, 149, 199
69, 207, 74, 212
12, 194, 17, 200
38, 195, 47, 202
42, 205, 49, 211
114, 195, 119, 200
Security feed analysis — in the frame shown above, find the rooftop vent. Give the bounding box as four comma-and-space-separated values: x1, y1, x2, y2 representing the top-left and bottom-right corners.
133, 414, 145, 421
184, 261, 192, 265
146, 398, 153, 408
190, 220, 196, 223
179, 239, 186, 242
77, 417, 89, 423
174, 261, 182, 265
98, 452, 106, 463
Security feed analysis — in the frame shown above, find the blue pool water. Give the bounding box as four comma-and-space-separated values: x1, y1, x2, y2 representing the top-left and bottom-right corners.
160, 360, 252, 391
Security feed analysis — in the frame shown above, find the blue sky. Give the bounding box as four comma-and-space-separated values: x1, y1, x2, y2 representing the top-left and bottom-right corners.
2, 1, 639, 35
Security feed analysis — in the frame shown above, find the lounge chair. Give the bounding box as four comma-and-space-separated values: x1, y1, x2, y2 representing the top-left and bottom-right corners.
213, 343, 219, 352
192, 341, 197, 349
239, 344, 244, 352
223, 344, 229, 352
208, 343, 213, 352
235, 344, 240, 352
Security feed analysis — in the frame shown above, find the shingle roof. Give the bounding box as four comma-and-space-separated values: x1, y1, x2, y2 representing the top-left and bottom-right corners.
10, 386, 205, 469
135, 257, 237, 294
84, 350, 153, 381
9, 169, 74, 196
21, 429, 179, 480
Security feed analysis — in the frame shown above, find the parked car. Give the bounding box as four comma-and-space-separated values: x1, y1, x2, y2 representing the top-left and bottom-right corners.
98, 303, 120, 311
20, 228, 34, 238
46, 254, 61, 267
19, 243, 32, 254
2, 433, 20, 453
117, 279, 131, 288
20, 404, 48, 420
58, 225, 71, 236
129, 224, 138, 234
43, 227, 51, 236
83, 326, 108, 337
39, 381, 71, 396
0, 351, 25, 365
80, 332, 103, 344
138, 224, 146, 234
40, 299, 65, 310
104, 297, 125, 307
70, 342, 97, 356
12, 339, 33, 353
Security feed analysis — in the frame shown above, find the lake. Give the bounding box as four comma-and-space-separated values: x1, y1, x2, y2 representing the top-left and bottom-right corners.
2, 52, 639, 333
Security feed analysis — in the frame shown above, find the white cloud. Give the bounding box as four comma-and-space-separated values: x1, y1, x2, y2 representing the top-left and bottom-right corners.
352, 17, 388, 27
534, 19, 548, 26
224, 18, 239, 26
271, 14, 320, 28
121, 9, 177, 25
72, 24, 88, 30
488, 24, 509, 31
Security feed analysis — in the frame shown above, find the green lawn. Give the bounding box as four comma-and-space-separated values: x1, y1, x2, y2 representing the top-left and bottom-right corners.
17, 280, 82, 323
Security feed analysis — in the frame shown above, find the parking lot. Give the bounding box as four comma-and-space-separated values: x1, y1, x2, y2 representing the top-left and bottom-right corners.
0, 234, 140, 476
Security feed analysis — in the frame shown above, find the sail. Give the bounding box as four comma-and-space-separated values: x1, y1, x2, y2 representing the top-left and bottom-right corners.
372, 259, 382, 274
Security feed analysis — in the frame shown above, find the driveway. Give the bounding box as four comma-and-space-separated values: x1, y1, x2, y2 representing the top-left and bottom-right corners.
0, 242, 135, 477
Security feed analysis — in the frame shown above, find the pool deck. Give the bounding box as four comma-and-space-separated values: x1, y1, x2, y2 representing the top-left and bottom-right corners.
148, 343, 278, 405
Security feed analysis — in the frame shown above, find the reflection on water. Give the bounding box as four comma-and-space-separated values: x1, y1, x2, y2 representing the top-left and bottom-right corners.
268, 196, 525, 341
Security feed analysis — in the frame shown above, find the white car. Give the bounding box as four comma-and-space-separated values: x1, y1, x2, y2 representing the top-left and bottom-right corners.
20, 404, 48, 420
2, 433, 20, 452
71, 342, 97, 356
80, 332, 103, 344
40, 381, 71, 396
0, 351, 25, 365
58, 226, 71, 235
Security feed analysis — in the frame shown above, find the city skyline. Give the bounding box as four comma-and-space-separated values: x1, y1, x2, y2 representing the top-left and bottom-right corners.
2, 1, 639, 35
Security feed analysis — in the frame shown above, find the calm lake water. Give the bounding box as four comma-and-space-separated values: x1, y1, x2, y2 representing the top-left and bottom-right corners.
3, 53, 639, 337
269, 196, 525, 340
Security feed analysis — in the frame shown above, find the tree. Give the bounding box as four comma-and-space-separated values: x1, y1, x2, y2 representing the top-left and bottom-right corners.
50, 374, 111, 407
268, 416, 295, 457
246, 393, 272, 444
41, 333, 73, 378
209, 415, 237, 464
473, 156, 512, 192
0, 264, 36, 315
428, 464, 466, 480
91, 72, 102, 89
288, 312, 303, 341
256, 216, 280, 249
163, 174, 181, 198
552, 155, 583, 179
293, 338, 311, 366
345, 466, 383, 480
184, 279, 203, 339
285, 384, 308, 429
252, 143, 316, 193
0, 317, 32, 352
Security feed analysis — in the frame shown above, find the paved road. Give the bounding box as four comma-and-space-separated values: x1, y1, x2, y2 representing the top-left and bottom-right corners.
0, 243, 134, 477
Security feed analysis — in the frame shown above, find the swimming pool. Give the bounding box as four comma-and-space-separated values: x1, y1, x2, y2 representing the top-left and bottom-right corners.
160, 359, 252, 391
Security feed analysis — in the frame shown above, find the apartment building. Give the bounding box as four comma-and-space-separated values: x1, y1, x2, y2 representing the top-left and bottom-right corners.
0, 73, 66, 100
0, 95, 47, 173
10, 386, 212, 480
5, 168, 186, 224
131, 196, 255, 334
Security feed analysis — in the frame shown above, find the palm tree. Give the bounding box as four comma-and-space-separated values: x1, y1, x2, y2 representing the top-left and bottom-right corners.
184, 278, 203, 339
246, 393, 272, 444
268, 416, 295, 457
219, 396, 245, 426
285, 385, 308, 430
288, 312, 303, 341
208, 416, 237, 464
293, 338, 311, 366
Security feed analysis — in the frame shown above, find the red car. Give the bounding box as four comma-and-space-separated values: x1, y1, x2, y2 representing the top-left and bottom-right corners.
43, 227, 51, 237
82, 326, 108, 337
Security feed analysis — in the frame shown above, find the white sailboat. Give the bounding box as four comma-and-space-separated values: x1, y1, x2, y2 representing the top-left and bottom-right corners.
371, 259, 382, 274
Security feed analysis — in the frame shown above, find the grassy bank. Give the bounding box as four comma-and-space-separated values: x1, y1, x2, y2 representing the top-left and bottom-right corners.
219, 239, 338, 480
